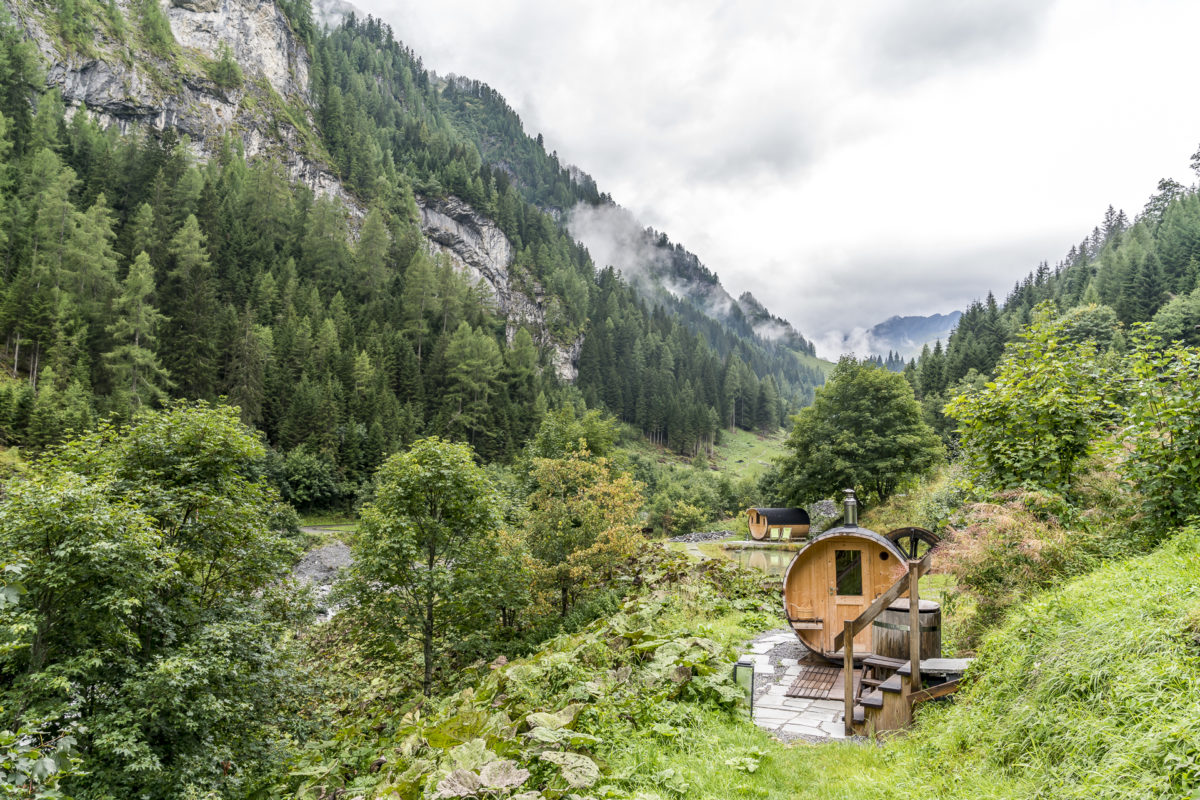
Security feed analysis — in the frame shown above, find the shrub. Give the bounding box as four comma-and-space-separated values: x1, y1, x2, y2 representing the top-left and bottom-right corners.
946, 302, 1117, 495
1121, 333, 1200, 538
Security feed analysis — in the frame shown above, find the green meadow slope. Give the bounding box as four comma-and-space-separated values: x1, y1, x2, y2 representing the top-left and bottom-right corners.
274, 525, 1200, 799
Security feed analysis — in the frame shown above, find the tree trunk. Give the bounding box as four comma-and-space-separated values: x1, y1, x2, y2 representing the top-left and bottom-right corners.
423, 547, 435, 696
422, 623, 433, 697
560, 583, 569, 617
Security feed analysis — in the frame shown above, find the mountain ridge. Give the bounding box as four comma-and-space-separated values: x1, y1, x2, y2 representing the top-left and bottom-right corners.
0, 0, 827, 480
8, 0, 822, 383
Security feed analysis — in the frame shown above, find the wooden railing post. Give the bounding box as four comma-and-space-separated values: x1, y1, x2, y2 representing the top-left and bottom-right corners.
843, 619, 854, 736
907, 559, 921, 693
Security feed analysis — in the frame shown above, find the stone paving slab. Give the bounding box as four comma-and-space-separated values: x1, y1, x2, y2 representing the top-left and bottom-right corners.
740, 627, 865, 743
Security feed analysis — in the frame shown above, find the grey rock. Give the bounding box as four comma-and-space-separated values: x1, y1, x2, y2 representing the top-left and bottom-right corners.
13, 0, 353, 214
668, 530, 736, 543
171, 0, 222, 12
418, 195, 581, 381
292, 539, 352, 619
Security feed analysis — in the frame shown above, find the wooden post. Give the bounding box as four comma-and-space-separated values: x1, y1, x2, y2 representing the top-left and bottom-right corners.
843, 619, 854, 736
907, 559, 921, 693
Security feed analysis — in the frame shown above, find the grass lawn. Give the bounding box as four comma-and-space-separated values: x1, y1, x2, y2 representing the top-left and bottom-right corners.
299, 512, 358, 529
712, 427, 789, 482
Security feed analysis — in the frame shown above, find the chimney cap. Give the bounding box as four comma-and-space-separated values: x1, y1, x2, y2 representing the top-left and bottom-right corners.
843, 488, 858, 527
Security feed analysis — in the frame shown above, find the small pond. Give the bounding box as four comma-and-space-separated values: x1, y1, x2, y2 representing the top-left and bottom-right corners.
722, 547, 795, 576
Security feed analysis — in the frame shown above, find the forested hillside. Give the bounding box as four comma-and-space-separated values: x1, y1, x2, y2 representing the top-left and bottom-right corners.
903, 175, 1200, 438
0, 1, 823, 508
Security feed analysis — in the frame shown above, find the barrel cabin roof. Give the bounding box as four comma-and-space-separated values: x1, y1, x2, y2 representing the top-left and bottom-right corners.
749, 507, 810, 525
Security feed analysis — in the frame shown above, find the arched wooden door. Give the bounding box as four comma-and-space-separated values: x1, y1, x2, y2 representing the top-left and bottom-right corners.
822, 544, 874, 654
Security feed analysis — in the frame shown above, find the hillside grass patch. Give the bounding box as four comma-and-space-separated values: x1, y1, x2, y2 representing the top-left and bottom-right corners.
880, 528, 1200, 799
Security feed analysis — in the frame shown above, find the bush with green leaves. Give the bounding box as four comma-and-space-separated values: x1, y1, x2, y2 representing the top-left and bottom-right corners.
1121, 333, 1200, 537
0, 403, 309, 799
945, 302, 1117, 494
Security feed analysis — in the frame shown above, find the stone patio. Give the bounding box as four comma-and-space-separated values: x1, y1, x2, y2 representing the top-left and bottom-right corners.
740, 628, 854, 742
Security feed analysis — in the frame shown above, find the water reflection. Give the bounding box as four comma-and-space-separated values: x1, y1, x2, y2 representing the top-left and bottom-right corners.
724, 547, 795, 576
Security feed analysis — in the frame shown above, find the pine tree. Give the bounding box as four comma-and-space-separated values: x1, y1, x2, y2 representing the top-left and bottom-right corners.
224, 306, 272, 425
207, 42, 244, 90
354, 207, 391, 302
442, 321, 502, 448
105, 251, 171, 412
401, 252, 437, 361
125, 202, 158, 263
65, 193, 119, 324
163, 215, 218, 398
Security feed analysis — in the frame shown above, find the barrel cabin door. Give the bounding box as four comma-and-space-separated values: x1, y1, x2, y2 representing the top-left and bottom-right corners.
823, 547, 872, 656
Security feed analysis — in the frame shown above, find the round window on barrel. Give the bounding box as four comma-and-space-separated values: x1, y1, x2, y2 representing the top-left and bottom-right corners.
879, 551, 889, 561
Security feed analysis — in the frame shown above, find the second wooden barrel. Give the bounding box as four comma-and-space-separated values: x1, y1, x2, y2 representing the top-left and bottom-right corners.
871, 598, 941, 661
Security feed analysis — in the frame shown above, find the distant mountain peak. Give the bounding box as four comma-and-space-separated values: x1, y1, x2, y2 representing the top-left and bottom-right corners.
823, 310, 962, 361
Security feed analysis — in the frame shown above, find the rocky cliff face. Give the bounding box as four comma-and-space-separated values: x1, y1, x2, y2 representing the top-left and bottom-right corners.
167, 0, 308, 100
418, 195, 580, 381
9, 0, 357, 211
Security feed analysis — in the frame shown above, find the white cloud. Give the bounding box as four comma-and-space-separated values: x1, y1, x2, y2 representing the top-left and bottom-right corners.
352, 0, 1200, 341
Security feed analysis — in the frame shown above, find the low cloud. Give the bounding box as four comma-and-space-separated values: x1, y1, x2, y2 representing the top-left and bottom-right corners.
565, 203, 668, 285
862, 0, 1054, 87
752, 318, 794, 342
814, 327, 873, 362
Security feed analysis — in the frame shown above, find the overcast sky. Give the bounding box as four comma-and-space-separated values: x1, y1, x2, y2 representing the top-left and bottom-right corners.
352, 0, 1200, 353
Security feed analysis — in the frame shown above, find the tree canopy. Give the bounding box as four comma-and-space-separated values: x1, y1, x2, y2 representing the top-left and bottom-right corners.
343, 437, 503, 696
0, 402, 307, 799
945, 302, 1117, 495
773, 357, 943, 508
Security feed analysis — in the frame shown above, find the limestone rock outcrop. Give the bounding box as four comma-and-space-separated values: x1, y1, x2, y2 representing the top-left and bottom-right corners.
10, 0, 350, 209
418, 195, 580, 380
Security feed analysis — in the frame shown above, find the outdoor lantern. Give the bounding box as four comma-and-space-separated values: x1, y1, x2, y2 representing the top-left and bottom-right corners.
733, 658, 754, 716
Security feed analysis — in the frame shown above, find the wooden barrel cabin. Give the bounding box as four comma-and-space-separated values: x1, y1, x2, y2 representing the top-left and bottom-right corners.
747, 507, 810, 541
781, 491, 923, 663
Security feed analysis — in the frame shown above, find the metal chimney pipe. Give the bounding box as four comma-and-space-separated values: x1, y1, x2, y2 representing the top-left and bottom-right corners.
843, 489, 858, 527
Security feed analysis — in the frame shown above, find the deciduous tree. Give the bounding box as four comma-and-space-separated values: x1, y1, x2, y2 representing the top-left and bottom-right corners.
775, 356, 942, 507
344, 437, 503, 696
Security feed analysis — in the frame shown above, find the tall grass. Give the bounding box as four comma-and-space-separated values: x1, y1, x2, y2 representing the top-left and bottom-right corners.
878, 527, 1200, 799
